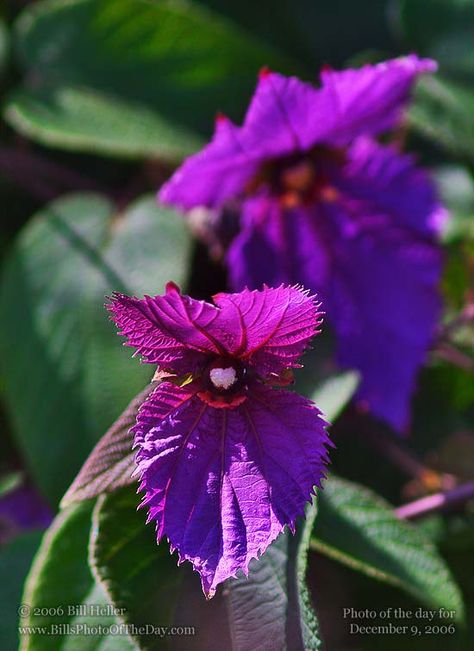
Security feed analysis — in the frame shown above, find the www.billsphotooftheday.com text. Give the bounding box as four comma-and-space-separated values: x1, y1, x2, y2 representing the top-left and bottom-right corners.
17, 604, 195, 639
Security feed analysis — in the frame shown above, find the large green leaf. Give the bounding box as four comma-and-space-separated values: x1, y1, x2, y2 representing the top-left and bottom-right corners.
220, 502, 321, 651
19, 501, 135, 651
5, 0, 293, 159
0, 193, 191, 504
312, 475, 465, 619
91, 487, 193, 651
0, 532, 43, 651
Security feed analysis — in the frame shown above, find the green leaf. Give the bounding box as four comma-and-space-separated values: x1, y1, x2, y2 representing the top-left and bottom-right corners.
312, 475, 465, 620
6, 0, 293, 159
0, 471, 23, 497
0, 193, 191, 504
19, 501, 135, 650
90, 487, 190, 651
6, 85, 205, 162
434, 165, 474, 243
222, 502, 321, 651
310, 371, 359, 423
0, 532, 43, 651
409, 75, 474, 164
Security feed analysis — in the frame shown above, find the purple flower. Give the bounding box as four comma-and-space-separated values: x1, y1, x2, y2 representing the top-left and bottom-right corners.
159, 56, 447, 433
108, 283, 330, 597
0, 483, 52, 543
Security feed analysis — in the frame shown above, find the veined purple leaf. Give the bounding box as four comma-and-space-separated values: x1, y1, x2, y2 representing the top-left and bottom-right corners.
60, 385, 154, 508
133, 382, 330, 597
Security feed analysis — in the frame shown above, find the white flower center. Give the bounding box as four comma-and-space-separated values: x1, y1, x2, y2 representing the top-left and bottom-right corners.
209, 367, 237, 390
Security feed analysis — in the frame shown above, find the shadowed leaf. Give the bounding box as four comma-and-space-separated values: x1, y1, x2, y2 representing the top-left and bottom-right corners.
90, 487, 189, 651
19, 501, 136, 650
312, 475, 465, 619
5, 0, 294, 159
61, 384, 154, 508
221, 502, 321, 651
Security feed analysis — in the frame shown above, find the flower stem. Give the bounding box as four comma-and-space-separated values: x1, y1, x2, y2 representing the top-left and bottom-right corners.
395, 481, 474, 520
365, 429, 456, 492
0, 145, 108, 200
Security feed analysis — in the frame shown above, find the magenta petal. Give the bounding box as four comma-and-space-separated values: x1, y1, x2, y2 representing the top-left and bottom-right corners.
109, 282, 322, 376
159, 116, 261, 210
107, 284, 223, 373
212, 284, 323, 375
159, 57, 435, 211
239, 70, 326, 152
228, 193, 331, 292
319, 55, 437, 142
133, 383, 330, 597
320, 199, 442, 431
332, 137, 448, 235
322, 140, 444, 430
239, 59, 434, 154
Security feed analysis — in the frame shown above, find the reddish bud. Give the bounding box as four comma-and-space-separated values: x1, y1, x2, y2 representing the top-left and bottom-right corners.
320, 63, 333, 77
215, 111, 228, 126
259, 65, 272, 80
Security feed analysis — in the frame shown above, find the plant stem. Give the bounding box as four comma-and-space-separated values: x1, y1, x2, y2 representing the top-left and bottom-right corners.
435, 343, 474, 373
365, 428, 456, 492
0, 145, 108, 201
395, 481, 474, 520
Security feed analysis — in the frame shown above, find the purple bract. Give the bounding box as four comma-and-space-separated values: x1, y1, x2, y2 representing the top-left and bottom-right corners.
108, 283, 331, 597
159, 56, 447, 432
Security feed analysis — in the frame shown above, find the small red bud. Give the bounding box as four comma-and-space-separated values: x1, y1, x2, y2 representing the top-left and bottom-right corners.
259, 65, 272, 80
215, 111, 228, 125
165, 281, 180, 294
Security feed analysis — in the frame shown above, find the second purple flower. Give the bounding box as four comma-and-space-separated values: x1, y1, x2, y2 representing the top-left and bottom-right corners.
159, 56, 447, 433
